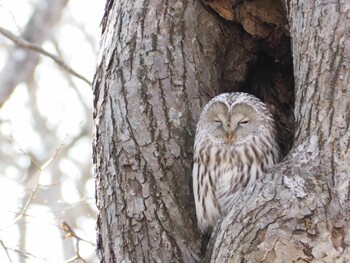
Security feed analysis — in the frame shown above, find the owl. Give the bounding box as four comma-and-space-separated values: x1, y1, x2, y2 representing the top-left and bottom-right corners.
193, 92, 280, 234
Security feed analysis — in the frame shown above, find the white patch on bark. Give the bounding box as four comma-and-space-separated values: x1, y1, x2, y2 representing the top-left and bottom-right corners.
311, 230, 340, 259
128, 188, 145, 216
283, 175, 307, 198
293, 133, 319, 164
169, 107, 182, 127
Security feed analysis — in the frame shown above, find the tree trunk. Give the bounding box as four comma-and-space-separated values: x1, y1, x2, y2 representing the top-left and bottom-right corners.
94, 0, 350, 262
208, 1, 350, 262
93, 0, 239, 261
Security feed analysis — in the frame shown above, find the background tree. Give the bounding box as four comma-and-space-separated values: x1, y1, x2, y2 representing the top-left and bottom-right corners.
94, 0, 349, 262
0, 0, 101, 261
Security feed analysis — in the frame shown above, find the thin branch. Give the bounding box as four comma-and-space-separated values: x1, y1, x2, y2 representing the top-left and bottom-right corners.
14, 184, 39, 224
13, 141, 65, 224
7, 247, 51, 262
61, 221, 95, 246
61, 221, 94, 263
0, 4, 21, 34
0, 26, 91, 86
0, 239, 13, 263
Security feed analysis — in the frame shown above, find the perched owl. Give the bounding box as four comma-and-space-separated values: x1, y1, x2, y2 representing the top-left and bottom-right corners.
193, 92, 280, 234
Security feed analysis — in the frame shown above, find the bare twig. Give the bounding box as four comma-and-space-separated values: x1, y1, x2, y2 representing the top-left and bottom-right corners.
13, 141, 64, 224
0, 26, 91, 86
61, 221, 95, 246
1, 237, 50, 262
7, 247, 51, 262
0, 4, 21, 34
14, 184, 39, 224
0, 239, 13, 263
61, 221, 94, 263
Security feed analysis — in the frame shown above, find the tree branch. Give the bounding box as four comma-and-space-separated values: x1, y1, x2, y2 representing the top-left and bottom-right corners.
0, 26, 91, 86
0, 0, 68, 108
0, 239, 13, 263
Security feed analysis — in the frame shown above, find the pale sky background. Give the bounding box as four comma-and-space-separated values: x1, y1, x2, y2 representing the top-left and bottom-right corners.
0, 0, 104, 262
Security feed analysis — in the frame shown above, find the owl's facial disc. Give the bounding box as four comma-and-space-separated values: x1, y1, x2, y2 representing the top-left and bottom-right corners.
204, 101, 264, 145
212, 105, 258, 144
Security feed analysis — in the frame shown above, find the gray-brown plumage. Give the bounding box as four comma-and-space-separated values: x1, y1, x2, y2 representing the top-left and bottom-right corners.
193, 92, 280, 233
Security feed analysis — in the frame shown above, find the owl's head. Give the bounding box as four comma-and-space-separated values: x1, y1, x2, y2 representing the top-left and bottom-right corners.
197, 92, 275, 145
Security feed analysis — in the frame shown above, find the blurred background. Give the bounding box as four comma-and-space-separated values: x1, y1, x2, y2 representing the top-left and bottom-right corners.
0, 0, 103, 262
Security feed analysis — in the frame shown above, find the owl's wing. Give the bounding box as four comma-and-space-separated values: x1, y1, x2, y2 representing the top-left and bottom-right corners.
193, 162, 221, 233
215, 166, 242, 214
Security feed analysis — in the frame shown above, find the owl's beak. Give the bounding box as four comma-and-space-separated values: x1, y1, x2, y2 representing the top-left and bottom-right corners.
227, 131, 234, 142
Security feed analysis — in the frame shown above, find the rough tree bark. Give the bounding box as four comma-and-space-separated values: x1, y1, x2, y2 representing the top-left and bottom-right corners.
207, 1, 350, 262
93, 0, 349, 262
93, 0, 233, 261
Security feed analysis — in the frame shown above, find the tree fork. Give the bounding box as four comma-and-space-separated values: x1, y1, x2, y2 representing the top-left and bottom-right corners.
94, 0, 350, 262
208, 1, 350, 262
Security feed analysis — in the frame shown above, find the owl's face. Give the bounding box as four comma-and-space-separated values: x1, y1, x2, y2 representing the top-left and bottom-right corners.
199, 98, 270, 145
